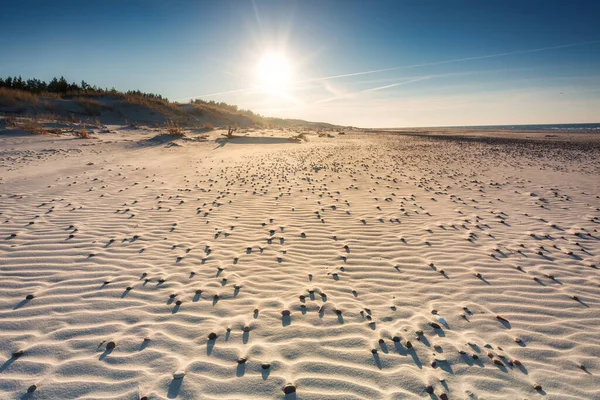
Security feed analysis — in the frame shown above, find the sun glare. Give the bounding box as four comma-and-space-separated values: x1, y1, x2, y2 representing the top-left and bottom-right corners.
255, 52, 292, 95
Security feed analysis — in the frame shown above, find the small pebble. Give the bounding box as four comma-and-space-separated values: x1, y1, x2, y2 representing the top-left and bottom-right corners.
173, 370, 186, 379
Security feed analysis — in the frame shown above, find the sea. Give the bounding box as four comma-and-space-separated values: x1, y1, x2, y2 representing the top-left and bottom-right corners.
441, 123, 600, 132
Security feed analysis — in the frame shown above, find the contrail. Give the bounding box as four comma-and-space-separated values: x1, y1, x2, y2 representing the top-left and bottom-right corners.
177, 40, 600, 100
315, 77, 430, 104
361, 77, 431, 92
301, 40, 600, 83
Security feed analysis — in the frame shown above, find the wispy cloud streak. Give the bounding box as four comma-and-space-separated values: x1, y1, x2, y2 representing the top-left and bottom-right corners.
315, 77, 430, 104
301, 40, 600, 83
177, 40, 600, 100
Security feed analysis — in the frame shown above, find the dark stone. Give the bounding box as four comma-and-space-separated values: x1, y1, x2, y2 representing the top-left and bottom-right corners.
283, 384, 296, 394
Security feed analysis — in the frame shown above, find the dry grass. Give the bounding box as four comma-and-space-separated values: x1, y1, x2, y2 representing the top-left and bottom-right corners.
20, 119, 48, 135
165, 120, 185, 137
124, 94, 182, 115
202, 122, 215, 131
35, 113, 60, 122
0, 88, 39, 107
76, 97, 111, 116
4, 116, 18, 127
289, 132, 308, 143
75, 129, 90, 139
42, 100, 59, 113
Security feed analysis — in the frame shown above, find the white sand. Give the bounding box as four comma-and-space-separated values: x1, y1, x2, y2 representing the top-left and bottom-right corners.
1, 125, 599, 399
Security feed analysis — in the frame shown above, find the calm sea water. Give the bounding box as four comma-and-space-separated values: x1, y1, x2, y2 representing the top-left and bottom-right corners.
443, 123, 600, 132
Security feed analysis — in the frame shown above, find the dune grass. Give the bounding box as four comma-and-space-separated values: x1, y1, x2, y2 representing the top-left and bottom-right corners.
20, 119, 48, 135
0, 88, 39, 107
165, 120, 185, 137
76, 97, 112, 116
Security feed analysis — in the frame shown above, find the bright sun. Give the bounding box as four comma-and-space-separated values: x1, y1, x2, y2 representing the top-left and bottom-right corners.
255, 52, 292, 95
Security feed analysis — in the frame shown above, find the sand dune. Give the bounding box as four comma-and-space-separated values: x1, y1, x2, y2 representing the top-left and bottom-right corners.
1, 125, 599, 399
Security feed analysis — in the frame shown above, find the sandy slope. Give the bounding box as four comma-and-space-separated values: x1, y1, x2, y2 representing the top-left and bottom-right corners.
0, 127, 599, 400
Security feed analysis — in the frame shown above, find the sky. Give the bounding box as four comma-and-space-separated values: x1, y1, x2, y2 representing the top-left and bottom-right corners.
1, 0, 599, 127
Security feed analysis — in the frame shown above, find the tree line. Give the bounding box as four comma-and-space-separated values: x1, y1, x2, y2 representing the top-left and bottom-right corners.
0, 75, 168, 101
0, 75, 263, 119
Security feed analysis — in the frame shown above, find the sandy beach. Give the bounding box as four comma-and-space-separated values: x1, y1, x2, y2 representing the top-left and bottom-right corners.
1, 125, 599, 399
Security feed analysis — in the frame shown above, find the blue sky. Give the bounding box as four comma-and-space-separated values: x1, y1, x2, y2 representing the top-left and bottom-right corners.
1, 0, 599, 127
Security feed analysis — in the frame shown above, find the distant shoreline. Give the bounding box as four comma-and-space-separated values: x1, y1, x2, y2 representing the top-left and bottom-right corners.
375, 122, 600, 133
